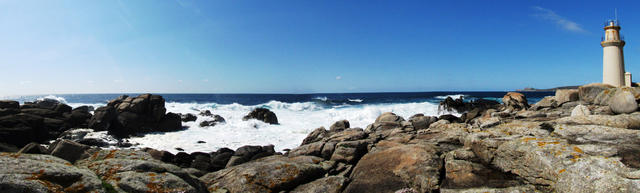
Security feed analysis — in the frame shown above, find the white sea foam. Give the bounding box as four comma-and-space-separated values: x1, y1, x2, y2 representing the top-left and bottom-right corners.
127, 100, 446, 153
31, 95, 450, 154
435, 94, 466, 100
313, 96, 328, 101
37, 95, 69, 104
348, 98, 363, 103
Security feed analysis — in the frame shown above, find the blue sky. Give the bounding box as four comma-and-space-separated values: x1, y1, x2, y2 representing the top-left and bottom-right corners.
1, 0, 639, 95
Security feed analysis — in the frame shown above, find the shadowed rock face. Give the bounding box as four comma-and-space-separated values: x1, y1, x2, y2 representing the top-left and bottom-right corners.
0, 113, 46, 147
88, 94, 182, 137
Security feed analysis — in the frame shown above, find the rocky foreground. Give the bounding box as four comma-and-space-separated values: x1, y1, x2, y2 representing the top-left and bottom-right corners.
3, 83, 640, 192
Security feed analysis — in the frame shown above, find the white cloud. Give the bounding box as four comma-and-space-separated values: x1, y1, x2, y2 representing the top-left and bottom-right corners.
202, 79, 209, 82
19, 80, 32, 85
113, 79, 124, 83
87, 80, 95, 84
335, 76, 342, 80
178, 80, 183, 83
532, 6, 587, 33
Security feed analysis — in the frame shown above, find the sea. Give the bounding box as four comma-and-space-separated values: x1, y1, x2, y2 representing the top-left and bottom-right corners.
5, 92, 553, 153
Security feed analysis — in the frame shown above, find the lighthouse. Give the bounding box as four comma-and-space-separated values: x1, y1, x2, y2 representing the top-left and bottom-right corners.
601, 18, 630, 87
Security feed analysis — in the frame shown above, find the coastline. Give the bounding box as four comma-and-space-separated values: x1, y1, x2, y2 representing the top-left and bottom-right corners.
2, 84, 640, 192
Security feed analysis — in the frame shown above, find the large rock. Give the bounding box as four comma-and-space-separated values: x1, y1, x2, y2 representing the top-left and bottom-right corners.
76, 149, 207, 192
438, 114, 461, 123
64, 107, 92, 128
0, 113, 47, 147
288, 141, 325, 157
593, 87, 640, 106
571, 104, 591, 116
301, 127, 329, 145
530, 96, 558, 110
48, 139, 91, 163
330, 140, 368, 164
501, 92, 529, 110
200, 155, 326, 193
89, 94, 182, 137
243, 108, 278, 124
366, 112, 405, 132
375, 112, 405, 124
439, 96, 467, 112
87, 106, 116, 131
344, 143, 442, 193
329, 120, 350, 132
20, 108, 61, 118
579, 83, 615, 104
210, 148, 235, 171
439, 97, 500, 113
610, 90, 638, 114
25, 98, 60, 110
408, 114, 437, 130
0, 100, 19, 109
0, 153, 104, 192
225, 145, 275, 167
555, 89, 579, 105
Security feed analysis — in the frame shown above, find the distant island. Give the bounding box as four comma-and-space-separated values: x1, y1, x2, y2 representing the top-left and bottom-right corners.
516, 85, 580, 92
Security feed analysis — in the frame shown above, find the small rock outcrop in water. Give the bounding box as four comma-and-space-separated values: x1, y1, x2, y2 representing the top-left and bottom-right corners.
438, 96, 500, 113
242, 107, 278, 124
180, 113, 198, 122
199, 114, 226, 127
88, 94, 183, 137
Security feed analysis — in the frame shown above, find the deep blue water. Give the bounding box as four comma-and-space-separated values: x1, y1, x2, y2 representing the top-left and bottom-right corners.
9, 92, 554, 107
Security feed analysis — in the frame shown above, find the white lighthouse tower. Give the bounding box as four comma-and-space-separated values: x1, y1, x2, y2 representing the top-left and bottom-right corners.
601, 14, 629, 87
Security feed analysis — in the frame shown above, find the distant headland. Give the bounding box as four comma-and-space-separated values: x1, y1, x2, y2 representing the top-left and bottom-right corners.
516, 85, 580, 92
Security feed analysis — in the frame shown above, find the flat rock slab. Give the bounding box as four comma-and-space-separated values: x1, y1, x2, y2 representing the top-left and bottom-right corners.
555, 114, 640, 129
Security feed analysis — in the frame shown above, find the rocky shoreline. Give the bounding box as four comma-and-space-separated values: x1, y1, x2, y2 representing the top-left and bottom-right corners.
2, 83, 640, 192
